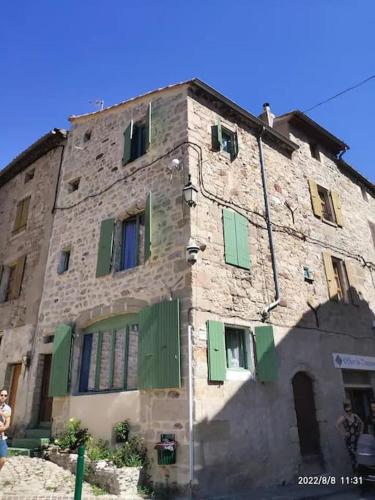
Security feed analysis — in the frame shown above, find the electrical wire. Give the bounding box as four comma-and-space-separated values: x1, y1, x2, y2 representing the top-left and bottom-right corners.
303, 74, 375, 113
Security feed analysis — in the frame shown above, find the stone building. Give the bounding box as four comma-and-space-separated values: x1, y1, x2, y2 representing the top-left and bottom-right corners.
0, 129, 67, 433
2, 80, 375, 496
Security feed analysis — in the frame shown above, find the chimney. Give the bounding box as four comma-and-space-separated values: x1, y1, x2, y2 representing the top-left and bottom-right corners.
259, 102, 275, 127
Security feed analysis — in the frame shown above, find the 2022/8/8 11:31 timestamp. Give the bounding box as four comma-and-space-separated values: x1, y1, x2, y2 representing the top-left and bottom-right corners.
298, 476, 363, 485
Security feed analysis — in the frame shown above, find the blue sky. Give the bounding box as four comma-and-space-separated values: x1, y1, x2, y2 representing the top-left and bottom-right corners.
1, 1, 374, 182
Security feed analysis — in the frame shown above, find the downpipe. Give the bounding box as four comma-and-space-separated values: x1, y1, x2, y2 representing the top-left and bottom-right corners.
188, 324, 194, 498
257, 128, 281, 321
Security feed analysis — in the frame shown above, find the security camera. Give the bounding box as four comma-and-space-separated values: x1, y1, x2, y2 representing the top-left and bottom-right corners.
186, 241, 200, 264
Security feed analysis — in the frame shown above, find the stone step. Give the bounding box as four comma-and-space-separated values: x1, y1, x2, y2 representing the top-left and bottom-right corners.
8, 447, 31, 457
38, 421, 52, 429
11, 437, 50, 449
25, 428, 51, 439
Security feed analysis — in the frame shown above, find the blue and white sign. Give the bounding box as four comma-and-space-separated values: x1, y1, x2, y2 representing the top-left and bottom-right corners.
333, 353, 375, 371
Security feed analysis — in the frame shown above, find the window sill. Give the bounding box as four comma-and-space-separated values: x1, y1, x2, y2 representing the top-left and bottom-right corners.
73, 388, 139, 396
321, 218, 338, 228
10, 227, 27, 239
226, 369, 253, 381
114, 265, 142, 277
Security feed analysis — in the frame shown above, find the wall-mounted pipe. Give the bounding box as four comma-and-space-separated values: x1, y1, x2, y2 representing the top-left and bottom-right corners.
257, 128, 281, 320
188, 324, 194, 498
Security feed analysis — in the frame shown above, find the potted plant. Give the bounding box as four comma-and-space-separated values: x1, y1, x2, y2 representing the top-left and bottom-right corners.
113, 420, 130, 444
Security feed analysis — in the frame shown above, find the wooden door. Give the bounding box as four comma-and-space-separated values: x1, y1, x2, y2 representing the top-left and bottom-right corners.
39, 355, 53, 423
8, 363, 22, 421
292, 372, 321, 456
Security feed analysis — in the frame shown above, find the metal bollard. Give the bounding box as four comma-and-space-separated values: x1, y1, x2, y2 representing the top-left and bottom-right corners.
74, 445, 85, 500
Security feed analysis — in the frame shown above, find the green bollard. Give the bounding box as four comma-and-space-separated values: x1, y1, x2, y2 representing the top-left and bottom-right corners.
74, 445, 85, 500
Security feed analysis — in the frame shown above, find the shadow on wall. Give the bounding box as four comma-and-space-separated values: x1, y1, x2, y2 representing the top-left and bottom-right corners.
193, 286, 375, 498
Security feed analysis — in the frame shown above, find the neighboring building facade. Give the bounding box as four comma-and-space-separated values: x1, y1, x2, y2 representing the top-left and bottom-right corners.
0, 129, 67, 433
2, 80, 375, 497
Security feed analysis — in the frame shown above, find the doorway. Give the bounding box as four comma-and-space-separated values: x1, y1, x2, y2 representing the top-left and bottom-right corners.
292, 371, 321, 457
8, 363, 22, 423
38, 354, 53, 423
343, 369, 374, 423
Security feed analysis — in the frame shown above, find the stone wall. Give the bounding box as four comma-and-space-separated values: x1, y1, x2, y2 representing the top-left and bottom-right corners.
186, 90, 375, 496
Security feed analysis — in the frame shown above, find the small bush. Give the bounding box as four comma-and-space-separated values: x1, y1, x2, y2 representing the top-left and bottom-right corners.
112, 435, 147, 468
87, 439, 112, 462
113, 420, 130, 443
55, 418, 92, 452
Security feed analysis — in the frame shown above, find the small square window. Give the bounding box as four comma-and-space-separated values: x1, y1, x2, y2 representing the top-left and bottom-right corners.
225, 327, 248, 369
212, 122, 238, 161
57, 249, 71, 274
317, 185, 336, 223
24, 169, 35, 183
303, 266, 314, 282
84, 130, 92, 142
68, 178, 80, 193
119, 214, 145, 271
309, 143, 320, 161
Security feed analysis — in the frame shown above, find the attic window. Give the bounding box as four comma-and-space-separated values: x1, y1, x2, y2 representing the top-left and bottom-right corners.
84, 130, 92, 142
309, 143, 320, 161
25, 169, 35, 183
68, 178, 81, 193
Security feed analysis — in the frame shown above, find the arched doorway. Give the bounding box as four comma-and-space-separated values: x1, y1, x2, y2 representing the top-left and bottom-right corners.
292, 372, 321, 457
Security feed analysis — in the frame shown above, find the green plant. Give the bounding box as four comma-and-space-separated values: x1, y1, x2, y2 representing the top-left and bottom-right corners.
87, 439, 112, 462
91, 484, 107, 496
137, 484, 155, 497
55, 418, 92, 452
113, 420, 130, 443
112, 435, 147, 468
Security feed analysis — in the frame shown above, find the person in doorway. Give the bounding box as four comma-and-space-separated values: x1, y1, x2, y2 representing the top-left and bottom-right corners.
0, 389, 11, 472
336, 400, 364, 471
364, 400, 375, 436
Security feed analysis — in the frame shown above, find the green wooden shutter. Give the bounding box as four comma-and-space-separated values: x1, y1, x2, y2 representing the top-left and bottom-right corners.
308, 180, 323, 219
255, 325, 278, 382
122, 121, 133, 165
207, 320, 226, 382
211, 118, 223, 151
235, 213, 251, 269
144, 192, 152, 262
223, 209, 238, 266
138, 299, 180, 389
231, 132, 239, 161
96, 219, 114, 277
49, 324, 73, 397
145, 102, 152, 151
331, 191, 343, 227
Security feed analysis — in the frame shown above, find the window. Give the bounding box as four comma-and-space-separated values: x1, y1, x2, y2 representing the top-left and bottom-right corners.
369, 221, 375, 248
57, 249, 71, 274
222, 208, 251, 270
84, 130, 92, 142
361, 186, 369, 202
0, 256, 26, 303
13, 196, 31, 233
122, 103, 152, 166
317, 185, 336, 223
309, 143, 320, 161
308, 180, 343, 227
323, 253, 352, 304
68, 178, 80, 193
225, 327, 248, 369
120, 214, 145, 271
79, 324, 139, 393
24, 169, 35, 183
212, 119, 238, 161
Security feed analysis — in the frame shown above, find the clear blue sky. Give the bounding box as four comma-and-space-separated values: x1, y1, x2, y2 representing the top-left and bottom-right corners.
1, 1, 374, 182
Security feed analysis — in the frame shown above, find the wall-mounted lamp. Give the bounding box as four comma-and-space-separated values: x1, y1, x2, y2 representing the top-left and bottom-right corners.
183, 175, 198, 207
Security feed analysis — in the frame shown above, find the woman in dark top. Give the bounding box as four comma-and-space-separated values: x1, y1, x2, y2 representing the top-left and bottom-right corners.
336, 400, 364, 471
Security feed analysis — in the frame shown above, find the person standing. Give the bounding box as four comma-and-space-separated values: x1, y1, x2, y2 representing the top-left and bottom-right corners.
336, 400, 364, 471
0, 389, 11, 472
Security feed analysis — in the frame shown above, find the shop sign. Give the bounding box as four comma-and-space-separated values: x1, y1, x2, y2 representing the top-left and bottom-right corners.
333, 353, 375, 371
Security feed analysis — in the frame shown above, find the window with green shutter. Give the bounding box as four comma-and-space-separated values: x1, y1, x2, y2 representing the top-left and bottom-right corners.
222, 209, 251, 270
138, 299, 180, 389
122, 103, 152, 166
96, 219, 115, 277
49, 324, 73, 397
212, 118, 238, 161
255, 325, 278, 382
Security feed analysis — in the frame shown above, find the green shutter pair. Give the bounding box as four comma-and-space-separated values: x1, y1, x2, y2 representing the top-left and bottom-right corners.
122, 103, 152, 165
223, 209, 251, 269
96, 192, 152, 277
49, 324, 73, 397
212, 118, 238, 161
206, 321, 277, 383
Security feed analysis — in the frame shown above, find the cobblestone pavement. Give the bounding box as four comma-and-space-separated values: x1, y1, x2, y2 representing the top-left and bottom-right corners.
0, 456, 124, 499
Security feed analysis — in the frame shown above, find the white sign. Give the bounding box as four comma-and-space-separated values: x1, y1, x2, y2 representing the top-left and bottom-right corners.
333, 353, 375, 371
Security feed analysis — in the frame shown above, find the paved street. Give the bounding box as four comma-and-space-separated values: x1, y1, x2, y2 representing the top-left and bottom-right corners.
0, 456, 118, 499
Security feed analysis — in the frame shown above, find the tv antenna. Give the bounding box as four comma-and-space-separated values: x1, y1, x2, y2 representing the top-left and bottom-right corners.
89, 99, 104, 111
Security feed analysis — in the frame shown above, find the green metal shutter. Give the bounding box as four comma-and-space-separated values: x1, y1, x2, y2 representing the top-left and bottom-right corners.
207, 320, 226, 382
96, 219, 115, 277
255, 325, 278, 382
231, 132, 239, 161
235, 213, 251, 269
49, 324, 73, 397
138, 299, 180, 389
223, 209, 238, 266
122, 121, 133, 165
145, 103, 152, 151
211, 118, 223, 151
144, 192, 152, 262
